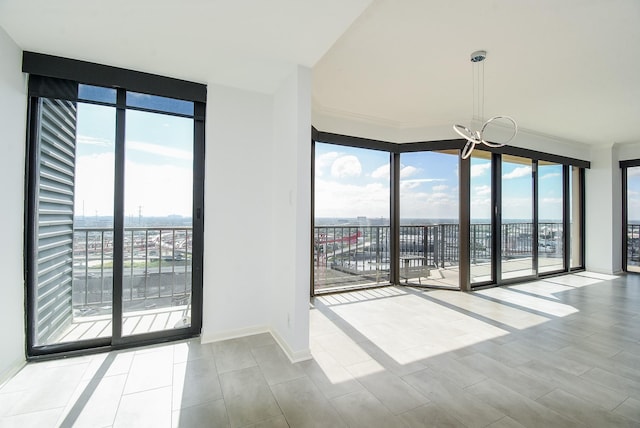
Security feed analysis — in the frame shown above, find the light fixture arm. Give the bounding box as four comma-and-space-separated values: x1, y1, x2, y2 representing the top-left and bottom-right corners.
453, 50, 517, 159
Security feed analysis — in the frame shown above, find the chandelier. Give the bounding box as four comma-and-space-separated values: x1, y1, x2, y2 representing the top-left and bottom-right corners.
453, 50, 518, 159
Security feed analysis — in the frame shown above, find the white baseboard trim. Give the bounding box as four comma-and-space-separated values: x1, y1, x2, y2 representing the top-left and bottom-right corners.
201, 326, 312, 364
270, 329, 312, 363
200, 325, 270, 344
0, 359, 26, 389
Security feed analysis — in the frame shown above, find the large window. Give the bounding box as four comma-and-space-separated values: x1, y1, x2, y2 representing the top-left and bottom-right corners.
25, 54, 205, 357
399, 151, 459, 288
537, 161, 564, 273
313, 143, 390, 293
312, 130, 588, 294
470, 150, 493, 285
622, 161, 640, 272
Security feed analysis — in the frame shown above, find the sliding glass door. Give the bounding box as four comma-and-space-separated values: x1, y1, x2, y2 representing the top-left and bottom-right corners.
470, 150, 494, 285
311, 134, 587, 293
122, 101, 195, 336
537, 161, 564, 273
500, 155, 535, 281
624, 164, 640, 272
27, 78, 204, 356
399, 150, 459, 288
313, 142, 390, 293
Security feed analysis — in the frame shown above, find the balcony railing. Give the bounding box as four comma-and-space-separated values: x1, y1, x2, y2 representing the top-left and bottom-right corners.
314, 222, 564, 291
72, 227, 192, 316
627, 224, 640, 268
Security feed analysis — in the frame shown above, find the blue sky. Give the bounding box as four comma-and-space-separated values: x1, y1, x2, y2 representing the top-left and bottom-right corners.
74, 103, 193, 218
315, 143, 564, 222
628, 166, 640, 221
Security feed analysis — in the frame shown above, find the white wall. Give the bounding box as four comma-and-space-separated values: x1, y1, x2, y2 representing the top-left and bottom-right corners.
201, 73, 312, 362
585, 145, 623, 274
0, 26, 27, 383
201, 84, 275, 342
270, 66, 311, 361
616, 141, 640, 161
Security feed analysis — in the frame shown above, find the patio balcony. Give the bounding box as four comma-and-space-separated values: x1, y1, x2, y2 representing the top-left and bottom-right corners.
58, 226, 193, 342
314, 223, 565, 292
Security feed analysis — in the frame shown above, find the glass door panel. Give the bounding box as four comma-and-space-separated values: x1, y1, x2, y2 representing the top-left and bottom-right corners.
122, 109, 194, 335
313, 143, 390, 293
470, 150, 493, 284
626, 166, 640, 272
32, 99, 116, 347
569, 166, 583, 269
538, 162, 564, 273
399, 151, 459, 288
501, 155, 534, 280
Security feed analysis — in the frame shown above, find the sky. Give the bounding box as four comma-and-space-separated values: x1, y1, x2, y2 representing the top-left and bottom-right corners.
315, 143, 565, 222
628, 166, 640, 222
74, 103, 193, 219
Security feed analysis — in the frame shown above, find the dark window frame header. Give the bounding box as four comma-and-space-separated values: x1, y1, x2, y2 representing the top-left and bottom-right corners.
313, 127, 591, 168
23, 51, 206, 103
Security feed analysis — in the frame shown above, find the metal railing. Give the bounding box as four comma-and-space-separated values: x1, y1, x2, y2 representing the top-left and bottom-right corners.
314, 222, 564, 290
627, 224, 640, 267
72, 227, 192, 314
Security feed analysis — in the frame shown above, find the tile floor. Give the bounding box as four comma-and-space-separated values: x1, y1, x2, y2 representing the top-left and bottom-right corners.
1, 272, 639, 427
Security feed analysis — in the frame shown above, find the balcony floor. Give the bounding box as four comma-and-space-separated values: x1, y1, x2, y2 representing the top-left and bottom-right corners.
56, 305, 191, 343
315, 256, 567, 292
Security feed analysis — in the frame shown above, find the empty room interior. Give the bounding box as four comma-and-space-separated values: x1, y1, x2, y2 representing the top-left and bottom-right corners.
1, 1, 639, 427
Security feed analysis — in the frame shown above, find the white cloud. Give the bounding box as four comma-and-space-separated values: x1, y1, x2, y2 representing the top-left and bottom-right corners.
541, 172, 561, 180
401, 178, 446, 184
331, 155, 362, 178
371, 163, 389, 179
400, 181, 421, 191
471, 163, 491, 178
77, 135, 113, 147
315, 178, 389, 218
474, 185, 491, 196
503, 166, 532, 180
315, 151, 339, 177
432, 184, 449, 192
74, 153, 193, 217
127, 140, 192, 161
401, 165, 419, 178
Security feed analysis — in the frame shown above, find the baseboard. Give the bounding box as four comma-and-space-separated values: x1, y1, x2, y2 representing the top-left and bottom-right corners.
269, 329, 312, 363
0, 358, 26, 389
200, 326, 312, 364
200, 325, 270, 344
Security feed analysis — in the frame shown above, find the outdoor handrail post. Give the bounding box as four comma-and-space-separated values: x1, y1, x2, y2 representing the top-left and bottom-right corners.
84, 230, 89, 306
100, 230, 105, 304
440, 224, 445, 269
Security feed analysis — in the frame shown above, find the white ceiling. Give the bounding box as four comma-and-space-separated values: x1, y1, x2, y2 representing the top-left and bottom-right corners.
313, 0, 640, 146
1, 0, 639, 146
0, 0, 372, 93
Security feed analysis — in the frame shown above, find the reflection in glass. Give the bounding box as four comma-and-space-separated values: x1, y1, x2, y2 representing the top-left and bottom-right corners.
123, 109, 193, 335
538, 162, 564, 273
399, 151, 459, 288
501, 155, 534, 279
313, 143, 390, 293
470, 151, 493, 284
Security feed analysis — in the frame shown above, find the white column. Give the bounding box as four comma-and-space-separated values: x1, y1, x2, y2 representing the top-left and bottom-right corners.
270, 65, 311, 361
585, 145, 622, 274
